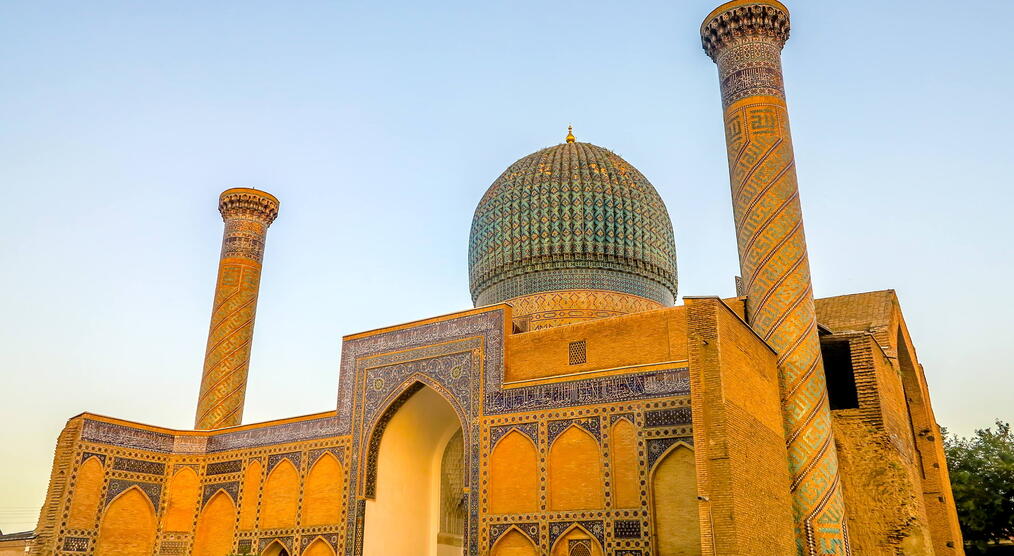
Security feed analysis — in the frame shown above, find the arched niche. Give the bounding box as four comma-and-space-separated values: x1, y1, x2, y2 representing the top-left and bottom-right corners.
192, 489, 237, 556
261, 539, 291, 556
488, 429, 538, 514
67, 456, 104, 529
363, 383, 464, 555
163, 466, 199, 531
491, 527, 537, 556
548, 425, 603, 511
261, 458, 299, 529
238, 458, 262, 529
303, 537, 336, 556
651, 442, 701, 556
302, 452, 343, 527
610, 417, 640, 509
94, 486, 157, 556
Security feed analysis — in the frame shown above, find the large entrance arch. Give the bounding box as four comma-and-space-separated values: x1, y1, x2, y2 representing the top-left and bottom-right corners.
363, 384, 465, 556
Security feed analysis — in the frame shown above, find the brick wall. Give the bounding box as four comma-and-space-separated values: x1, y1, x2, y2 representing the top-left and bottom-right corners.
686, 297, 795, 555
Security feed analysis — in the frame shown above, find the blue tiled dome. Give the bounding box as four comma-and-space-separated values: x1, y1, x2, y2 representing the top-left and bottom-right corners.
469, 140, 678, 306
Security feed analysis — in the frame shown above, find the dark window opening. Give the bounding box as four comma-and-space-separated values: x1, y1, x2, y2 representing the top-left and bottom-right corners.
821, 340, 859, 410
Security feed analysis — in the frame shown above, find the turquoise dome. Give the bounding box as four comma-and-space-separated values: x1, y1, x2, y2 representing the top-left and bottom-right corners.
468, 140, 678, 306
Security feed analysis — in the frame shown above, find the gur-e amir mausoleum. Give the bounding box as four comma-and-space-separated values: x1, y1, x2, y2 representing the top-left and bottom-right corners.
23, 2, 964, 555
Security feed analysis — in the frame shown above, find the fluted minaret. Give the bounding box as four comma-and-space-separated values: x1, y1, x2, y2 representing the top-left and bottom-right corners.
195, 188, 279, 430
701, 2, 850, 554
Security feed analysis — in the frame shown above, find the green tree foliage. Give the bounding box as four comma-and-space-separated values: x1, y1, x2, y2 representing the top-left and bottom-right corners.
944, 420, 1014, 552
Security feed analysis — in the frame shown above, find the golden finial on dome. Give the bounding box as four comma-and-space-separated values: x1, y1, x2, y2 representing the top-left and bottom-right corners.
566, 125, 575, 143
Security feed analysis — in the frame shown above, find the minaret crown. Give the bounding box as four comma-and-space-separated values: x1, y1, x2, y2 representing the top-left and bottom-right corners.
219, 187, 280, 225
700, 0, 790, 61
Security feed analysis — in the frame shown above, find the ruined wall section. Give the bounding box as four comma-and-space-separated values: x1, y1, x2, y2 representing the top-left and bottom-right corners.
827, 333, 934, 555
816, 291, 964, 554
895, 321, 964, 554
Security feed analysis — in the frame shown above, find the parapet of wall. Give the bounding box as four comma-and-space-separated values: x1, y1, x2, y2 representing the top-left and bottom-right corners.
506, 305, 688, 383
686, 297, 795, 555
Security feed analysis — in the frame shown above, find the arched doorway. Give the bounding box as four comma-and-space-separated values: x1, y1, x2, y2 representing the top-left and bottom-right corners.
363, 384, 465, 556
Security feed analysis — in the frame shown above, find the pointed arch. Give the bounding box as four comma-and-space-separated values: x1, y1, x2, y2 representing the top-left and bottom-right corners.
489, 429, 538, 514
651, 442, 701, 556
94, 486, 157, 556
363, 377, 467, 499
261, 458, 300, 529
192, 489, 238, 556
548, 425, 603, 511
163, 466, 199, 531
67, 456, 104, 529
302, 537, 336, 556
301, 452, 343, 526
492, 527, 538, 556
239, 458, 263, 529
362, 384, 463, 554
610, 417, 639, 509
549, 524, 604, 556
261, 539, 290, 556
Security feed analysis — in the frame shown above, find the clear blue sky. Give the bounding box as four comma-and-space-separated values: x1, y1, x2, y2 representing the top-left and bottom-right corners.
1, 0, 1011, 532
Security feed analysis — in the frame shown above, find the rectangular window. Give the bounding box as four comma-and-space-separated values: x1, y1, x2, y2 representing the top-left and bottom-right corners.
821, 340, 859, 410
568, 340, 587, 365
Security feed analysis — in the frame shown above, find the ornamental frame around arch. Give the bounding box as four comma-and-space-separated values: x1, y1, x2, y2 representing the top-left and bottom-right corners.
360, 375, 469, 500
101, 484, 157, 519
490, 525, 538, 554
647, 440, 694, 481
549, 523, 604, 556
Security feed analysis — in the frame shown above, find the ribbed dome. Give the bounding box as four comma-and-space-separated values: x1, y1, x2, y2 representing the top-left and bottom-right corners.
469, 140, 677, 308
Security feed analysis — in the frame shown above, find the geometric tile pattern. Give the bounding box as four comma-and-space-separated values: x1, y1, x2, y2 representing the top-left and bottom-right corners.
61, 537, 88, 552
703, 3, 849, 554
644, 407, 692, 428
614, 520, 641, 539
646, 437, 693, 470
111, 457, 165, 475
195, 188, 279, 430
547, 417, 601, 443
267, 452, 301, 472
201, 481, 239, 507
205, 459, 243, 475
104, 479, 161, 509
488, 523, 538, 548
489, 422, 538, 447
477, 268, 675, 308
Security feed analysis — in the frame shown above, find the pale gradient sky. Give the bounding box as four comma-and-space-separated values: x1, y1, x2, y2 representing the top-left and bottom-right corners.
1, 0, 1012, 532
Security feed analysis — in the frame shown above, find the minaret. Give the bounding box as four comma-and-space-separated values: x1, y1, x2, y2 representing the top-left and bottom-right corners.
195, 188, 279, 430
701, 2, 850, 554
